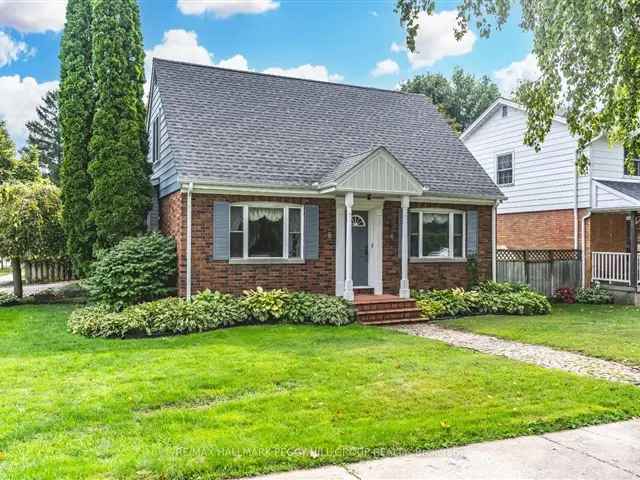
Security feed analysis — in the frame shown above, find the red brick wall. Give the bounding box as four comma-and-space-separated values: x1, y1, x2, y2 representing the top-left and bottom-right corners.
160, 193, 494, 296
497, 209, 586, 250
382, 202, 493, 293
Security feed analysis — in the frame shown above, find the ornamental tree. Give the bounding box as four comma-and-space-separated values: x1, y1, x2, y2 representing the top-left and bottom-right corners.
396, 0, 640, 172
59, 0, 96, 275
89, 0, 151, 250
0, 180, 64, 297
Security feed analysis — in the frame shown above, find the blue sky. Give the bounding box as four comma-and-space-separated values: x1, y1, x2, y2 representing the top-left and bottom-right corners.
0, 0, 538, 146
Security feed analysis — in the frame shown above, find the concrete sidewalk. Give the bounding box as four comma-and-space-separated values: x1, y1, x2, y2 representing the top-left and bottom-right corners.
247, 420, 640, 480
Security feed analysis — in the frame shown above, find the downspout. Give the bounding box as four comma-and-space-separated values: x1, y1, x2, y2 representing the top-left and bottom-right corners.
492, 202, 497, 281
574, 152, 579, 250
186, 182, 194, 301
581, 211, 592, 288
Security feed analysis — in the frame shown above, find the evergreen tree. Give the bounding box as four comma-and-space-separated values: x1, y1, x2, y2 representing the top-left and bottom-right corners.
89, 0, 151, 250
59, 0, 96, 275
13, 145, 42, 183
25, 89, 62, 184
0, 120, 15, 184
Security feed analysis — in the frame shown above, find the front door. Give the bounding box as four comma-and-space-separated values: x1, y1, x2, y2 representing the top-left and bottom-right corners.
352, 211, 369, 287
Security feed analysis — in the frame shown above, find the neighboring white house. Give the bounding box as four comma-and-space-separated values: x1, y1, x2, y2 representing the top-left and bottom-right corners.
462, 97, 640, 292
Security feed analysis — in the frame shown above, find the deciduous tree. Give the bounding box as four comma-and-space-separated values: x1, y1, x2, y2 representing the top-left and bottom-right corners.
396, 0, 640, 171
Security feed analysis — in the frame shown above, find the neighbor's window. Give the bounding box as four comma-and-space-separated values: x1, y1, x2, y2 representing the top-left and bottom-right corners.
496, 153, 514, 185
623, 148, 640, 176
230, 205, 303, 259
501, 105, 508, 118
409, 210, 465, 259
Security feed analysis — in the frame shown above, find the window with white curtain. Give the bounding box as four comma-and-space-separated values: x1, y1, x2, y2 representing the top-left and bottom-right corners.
230, 204, 303, 259
409, 210, 465, 259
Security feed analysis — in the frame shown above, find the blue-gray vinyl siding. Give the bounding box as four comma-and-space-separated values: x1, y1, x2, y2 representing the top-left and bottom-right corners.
148, 82, 179, 198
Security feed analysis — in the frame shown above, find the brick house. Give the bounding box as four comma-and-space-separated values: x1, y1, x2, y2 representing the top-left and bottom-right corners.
147, 59, 503, 313
463, 98, 640, 296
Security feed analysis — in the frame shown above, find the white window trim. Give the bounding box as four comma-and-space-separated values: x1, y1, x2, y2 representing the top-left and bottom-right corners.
623, 154, 640, 178
229, 203, 304, 260
495, 151, 515, 186
152, 116, 160, 163
410, 208, 466, 260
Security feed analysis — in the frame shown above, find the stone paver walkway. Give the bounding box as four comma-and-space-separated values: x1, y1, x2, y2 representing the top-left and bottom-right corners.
390, 323, 640, 385
246, 420, 640, 479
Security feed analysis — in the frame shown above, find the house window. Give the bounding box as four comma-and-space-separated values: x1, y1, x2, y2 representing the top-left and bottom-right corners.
623, 148, 640, 176
501, 105, 508, 118
230, 204, 303, 259
496, 153, 514, 185
152, 116, 160, 163
409, 210, 465, 259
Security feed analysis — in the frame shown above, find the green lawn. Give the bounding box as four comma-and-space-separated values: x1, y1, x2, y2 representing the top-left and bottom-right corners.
2, 306, 640, 479
442, 304, 640, 366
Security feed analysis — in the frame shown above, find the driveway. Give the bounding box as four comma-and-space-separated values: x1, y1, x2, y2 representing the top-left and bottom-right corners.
246, 420, 640, 480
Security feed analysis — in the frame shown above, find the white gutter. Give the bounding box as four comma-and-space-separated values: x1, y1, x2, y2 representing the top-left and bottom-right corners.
492, 203, 498, 281
581, 210, 592, 288
186, 182, 194, 301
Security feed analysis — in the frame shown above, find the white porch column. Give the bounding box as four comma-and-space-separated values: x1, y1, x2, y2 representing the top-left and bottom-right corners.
343, 192, 354, 301
399, 195, 410, 298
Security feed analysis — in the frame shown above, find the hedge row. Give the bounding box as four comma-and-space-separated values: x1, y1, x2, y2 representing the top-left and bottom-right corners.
68, 288, 355, 338
413, 281, 552, 320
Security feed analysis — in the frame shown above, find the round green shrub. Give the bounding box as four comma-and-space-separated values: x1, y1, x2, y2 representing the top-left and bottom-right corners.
86, 233, 177, 310
306, 295, 355, 325
282, 291, 316, 323
241, 287, 289, 322
193, 290, 248, 327
416, 298, 446, 320
576, 286, 613, 304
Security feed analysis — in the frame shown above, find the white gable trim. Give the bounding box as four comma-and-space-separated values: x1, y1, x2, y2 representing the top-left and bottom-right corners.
592, 180, 640, 210
460, 97, 567, 141
319, 147, 424, 196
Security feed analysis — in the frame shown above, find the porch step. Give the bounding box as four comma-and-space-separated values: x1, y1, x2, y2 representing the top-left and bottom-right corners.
354, 294, 425, 324
361, 318, 427, 326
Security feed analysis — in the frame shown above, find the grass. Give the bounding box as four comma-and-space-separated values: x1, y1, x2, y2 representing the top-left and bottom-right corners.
2, 305, 640, 479
442, 304, 640, 366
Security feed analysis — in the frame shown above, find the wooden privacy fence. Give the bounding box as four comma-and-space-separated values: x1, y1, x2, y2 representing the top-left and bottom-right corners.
22, 259, 74, 284
496, 250, 581, 297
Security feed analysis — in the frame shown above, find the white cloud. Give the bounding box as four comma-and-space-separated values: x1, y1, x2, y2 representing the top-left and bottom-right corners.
371, 58, 399, 77
494, 53, 541, 96
177, 0, 279, 18
406, 10, 475, 69
0, 0, 66, 33
0, 75, 58, 147
369, 11, 379, 17
216, 53, 249, 71
0, 31, 33, 67
144, 29, 249, 95
390, 42, 405, 53
262, 64, 343, 83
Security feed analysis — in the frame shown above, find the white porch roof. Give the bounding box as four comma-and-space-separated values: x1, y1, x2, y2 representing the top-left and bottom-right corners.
592, 179, 640, 212
317, 146, 425, 196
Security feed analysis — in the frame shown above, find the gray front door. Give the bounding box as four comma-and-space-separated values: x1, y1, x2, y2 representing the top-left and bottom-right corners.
352, 211, 369, 287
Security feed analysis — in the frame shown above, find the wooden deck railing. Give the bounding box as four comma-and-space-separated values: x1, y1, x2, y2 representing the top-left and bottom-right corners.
591, 252, 638, 285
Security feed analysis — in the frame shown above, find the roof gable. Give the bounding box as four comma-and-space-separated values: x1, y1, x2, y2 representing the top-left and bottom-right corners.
319, 147, 424, 195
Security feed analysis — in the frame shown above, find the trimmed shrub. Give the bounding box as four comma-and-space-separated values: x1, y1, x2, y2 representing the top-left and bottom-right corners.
69, 288, 355, 338
477, 290, 552, 315
0, 291, 18, 307
476, 281, 530, 295
416, 298, 446, 320
241, 287, 288, 322
306, 295, 355, 326
576, 286, 613, 304
413, 288, 477, 317
86, 233, 177, 310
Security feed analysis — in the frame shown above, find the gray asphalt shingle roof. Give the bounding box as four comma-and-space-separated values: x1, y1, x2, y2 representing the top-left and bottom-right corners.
597, 180, 640, 202
152, 58, 502, 199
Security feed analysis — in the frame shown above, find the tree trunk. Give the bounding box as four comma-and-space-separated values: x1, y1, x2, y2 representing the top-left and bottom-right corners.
11, 258, 22, 298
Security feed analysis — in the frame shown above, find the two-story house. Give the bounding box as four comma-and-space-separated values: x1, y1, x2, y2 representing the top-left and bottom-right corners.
462, 98, 640, 295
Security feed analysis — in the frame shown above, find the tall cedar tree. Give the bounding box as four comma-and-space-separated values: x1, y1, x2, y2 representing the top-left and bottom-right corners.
0, 120, 15, 184
89, 0, 151, 250
26, 89, 62, 184
59, 0, 96, 275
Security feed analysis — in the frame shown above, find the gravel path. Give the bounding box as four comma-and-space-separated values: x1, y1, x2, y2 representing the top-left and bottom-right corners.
390, 323, 640, 386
